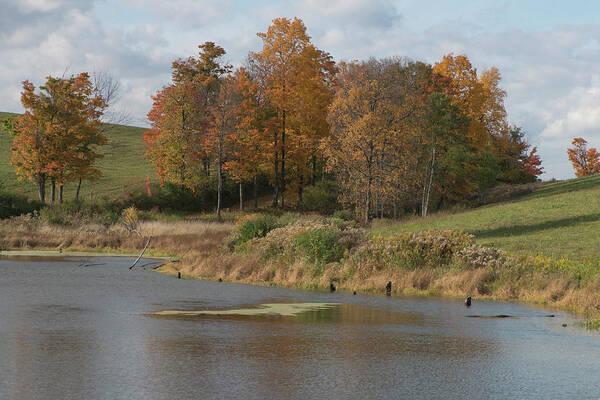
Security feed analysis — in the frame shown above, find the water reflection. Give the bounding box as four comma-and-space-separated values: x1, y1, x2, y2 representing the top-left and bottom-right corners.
0, 257, 599, 399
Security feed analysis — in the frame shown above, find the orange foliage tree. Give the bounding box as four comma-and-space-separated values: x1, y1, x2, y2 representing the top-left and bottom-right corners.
11, 74, 106, 202
567, 138, 600, 177
249, 17, 337, 207
144, 42, 230, 193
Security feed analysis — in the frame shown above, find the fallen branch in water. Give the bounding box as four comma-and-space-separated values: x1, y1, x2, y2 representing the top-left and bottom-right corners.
169, 248, 191, 263
79, 262, 105, 268
139, 261, 164, 269
129, 236, 152, 270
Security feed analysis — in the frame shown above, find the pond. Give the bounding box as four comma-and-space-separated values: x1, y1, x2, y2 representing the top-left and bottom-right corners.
0, 256, 598, 399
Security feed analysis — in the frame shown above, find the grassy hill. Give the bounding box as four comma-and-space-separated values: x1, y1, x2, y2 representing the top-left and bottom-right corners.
373, 174, 600, 262
0, 112, 157, 200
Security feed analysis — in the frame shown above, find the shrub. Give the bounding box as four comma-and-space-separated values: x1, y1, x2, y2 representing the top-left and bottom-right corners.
351, 229, 474, 270
453, 245, 509, 270
333, 209, 354, 221
0, 192, 44, 219
295, 227, 343, 264
301, 180, 340, 215
121, 206, 140, 234
237, 215, 282, 245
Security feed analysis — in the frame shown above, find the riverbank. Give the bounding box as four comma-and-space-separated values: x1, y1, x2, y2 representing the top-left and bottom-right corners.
2, 214, 599, 329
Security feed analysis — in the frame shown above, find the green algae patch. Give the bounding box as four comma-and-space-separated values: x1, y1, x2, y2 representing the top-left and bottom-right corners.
154, 302, 340, 317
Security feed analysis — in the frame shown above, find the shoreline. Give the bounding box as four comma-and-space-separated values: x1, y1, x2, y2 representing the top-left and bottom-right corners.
1, 217, 599, 330
3, 246, 587, 328
2, 244, 597, 330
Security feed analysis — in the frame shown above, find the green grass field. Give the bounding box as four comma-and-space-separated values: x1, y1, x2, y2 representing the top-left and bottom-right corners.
373, 174, 600, 262
0, 112, 157, 200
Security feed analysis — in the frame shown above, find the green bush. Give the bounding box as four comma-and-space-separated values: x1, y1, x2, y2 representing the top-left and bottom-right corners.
237, 215, 282, 244
301, 180, 340, 215
295, 227, 343, 264
333, 209, 354, 221
37, 200, 121, 226
0, 192, 44, 219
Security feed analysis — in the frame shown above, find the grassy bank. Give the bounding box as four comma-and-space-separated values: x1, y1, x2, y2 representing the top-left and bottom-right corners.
374, 174, 600, 261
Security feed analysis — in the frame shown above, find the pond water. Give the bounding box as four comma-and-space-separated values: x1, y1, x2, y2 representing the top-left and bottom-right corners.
0, 256, 599, 399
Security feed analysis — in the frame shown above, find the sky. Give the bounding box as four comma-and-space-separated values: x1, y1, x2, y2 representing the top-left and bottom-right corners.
2, 0, 600, 179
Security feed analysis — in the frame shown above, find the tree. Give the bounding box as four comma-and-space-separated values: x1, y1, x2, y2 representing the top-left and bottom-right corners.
419, 92, 469, 216
249, 17, 336, 208
524, 147, 543, 178
324, 59, 423, 224
433, 54, 509, 149
144, 42, 231, 204
223, 68, 269, 210
11, 74, 106, 202
211, 72, 243, 219
567, 137, 600, 177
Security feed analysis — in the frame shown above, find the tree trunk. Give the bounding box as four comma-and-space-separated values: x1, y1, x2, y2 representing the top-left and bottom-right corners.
50, 179, 56, 204
254, 175, 258, 209
298, 174, 304, 206
272, 151, 279, 208
59, 185, 63, 204
37, 174, 46, 203
217, 133, 223, 221
75, 178, 82, 201
239, 182, 243, 211
422, 147, 436, 218
365, 179, 371, 226
280, 109, 286, 209
311, 155, 317, 186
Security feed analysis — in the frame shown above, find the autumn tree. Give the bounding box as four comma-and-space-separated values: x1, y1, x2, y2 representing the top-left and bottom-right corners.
249, 17, 336, 208
223, 68, 270, 210
324, 59, 424, 224
11, 74, 106, 202
524, 147, 543, 178
211, 71, 244, 219
567, 138, 600, 177
144, 42, 231, 201
419, 92, 469, 216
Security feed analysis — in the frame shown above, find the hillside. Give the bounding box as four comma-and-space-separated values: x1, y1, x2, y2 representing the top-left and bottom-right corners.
374, 174, 600, 262
0, 112, 157, 200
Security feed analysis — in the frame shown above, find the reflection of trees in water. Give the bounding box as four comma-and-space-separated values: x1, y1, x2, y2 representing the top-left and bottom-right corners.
142, 303, 498, 398
10, 305, 98, 400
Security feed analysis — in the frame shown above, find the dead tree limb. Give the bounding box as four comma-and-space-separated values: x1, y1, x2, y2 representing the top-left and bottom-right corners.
129, 236, 152, 270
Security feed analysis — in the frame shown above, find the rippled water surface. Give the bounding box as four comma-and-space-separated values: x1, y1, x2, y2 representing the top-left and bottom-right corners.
0, 256, 599, 399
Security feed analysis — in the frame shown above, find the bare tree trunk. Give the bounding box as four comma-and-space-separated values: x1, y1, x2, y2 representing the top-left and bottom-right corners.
298, 174, 304, 206
311, 155, 317, 186
272, 151, 279, 208
365, 179, 371, 225
422, 147, 436, 217
75, 178, 82, 200
37, 174, 46, 203
59, 185, 63, 204
365, 143, 374, 225
280, 109, 286, 209
50, 179, 56, 204
239, 182, 243, 211
253, 174, 258, 209
217, 133, 223, 221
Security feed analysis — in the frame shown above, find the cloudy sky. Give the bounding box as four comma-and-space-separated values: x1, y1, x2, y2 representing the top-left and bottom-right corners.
2, 0, 600, 179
